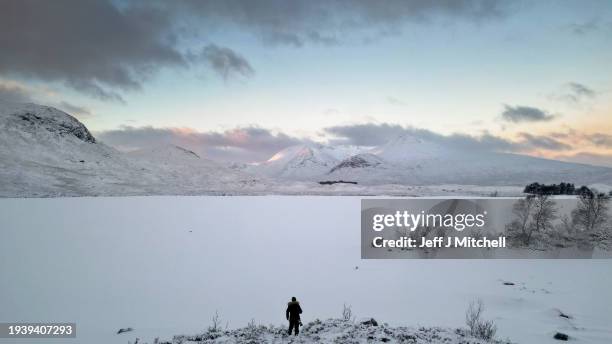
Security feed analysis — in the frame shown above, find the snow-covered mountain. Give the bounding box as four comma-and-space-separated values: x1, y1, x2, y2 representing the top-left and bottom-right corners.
325, 153, 411, 184
1, 101, 611, 196
248, 143, 364, 180
372, 133, 451, 161
0, 102, 263, 197
128, 144, 202, 162
329, 153, 386, 173
259, 133, 612, 186
126, 144, 261, 191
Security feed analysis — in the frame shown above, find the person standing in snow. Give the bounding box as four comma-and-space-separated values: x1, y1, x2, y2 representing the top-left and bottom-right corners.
286, 296, 302, 336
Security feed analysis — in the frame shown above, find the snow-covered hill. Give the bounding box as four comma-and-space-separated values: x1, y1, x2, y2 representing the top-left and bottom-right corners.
0, 102, 263, 197
327, 133, 612, 186
126, 144, 264, 193
252, 133, 612, 187
375, 133, 602, 185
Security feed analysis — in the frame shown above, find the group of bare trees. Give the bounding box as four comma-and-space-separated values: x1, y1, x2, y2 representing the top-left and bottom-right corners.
506, 191, 610, 248
506, 194, 557, 246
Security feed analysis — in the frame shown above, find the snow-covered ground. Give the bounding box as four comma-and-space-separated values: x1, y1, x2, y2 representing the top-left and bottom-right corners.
1, 197, 611, 344
171, 318, 512, 343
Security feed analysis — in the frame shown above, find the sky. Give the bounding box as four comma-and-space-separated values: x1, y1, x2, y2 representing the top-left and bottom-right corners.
1, 0, 611, 165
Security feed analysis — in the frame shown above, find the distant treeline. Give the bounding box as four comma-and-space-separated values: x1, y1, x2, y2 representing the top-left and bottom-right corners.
524, 182, 611, 196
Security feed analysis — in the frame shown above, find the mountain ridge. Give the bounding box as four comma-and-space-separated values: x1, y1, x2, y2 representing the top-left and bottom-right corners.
0, 102, 265, 197
1, 101, 611, 196
254, 134, 612, 186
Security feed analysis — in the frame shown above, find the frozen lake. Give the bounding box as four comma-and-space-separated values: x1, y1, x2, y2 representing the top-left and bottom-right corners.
1, 197, 611, 344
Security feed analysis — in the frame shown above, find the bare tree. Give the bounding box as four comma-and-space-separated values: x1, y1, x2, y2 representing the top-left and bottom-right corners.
527, 194, 557, 244
506, 194, 555, 246
572, 190, 610, 233
512, 195, 536, 244
559, 215, 573, 235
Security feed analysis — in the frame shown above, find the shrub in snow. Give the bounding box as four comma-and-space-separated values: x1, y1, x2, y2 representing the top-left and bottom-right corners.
465, 299, 497, 341
342, 303, 353, 321
208, 310, 222, 332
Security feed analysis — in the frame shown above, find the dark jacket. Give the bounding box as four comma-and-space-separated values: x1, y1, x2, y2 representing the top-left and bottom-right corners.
286, 301, 302, 321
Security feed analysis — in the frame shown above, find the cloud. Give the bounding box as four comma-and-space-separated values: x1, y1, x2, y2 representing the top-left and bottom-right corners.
66, 80, 127, 104
100, 122, 525, 163
566, 19, 612, 36
196, 44, 254, 80
568, 19, 601, 35
57, 101, 91, 118
0, 79, 93, 118
96, 125, 305, 162
586, 133, 612, 148
3, 1, 507, 101
568, 82, 595, 98
554, 152, 612, 168
549, 130, 612, 149
176, 0, 510, 47
0, 81, 33, 103
0, 0, 516, 102
95, 121, 611, 167
0, 0, 255, 102
516, 133, 571, 151
551, 82, 597, 104
324, 123, 517, 152
0, 1, 182, 101
325, 122, 577, 154
325, 123, 409, 146
501, 104, 555, 123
